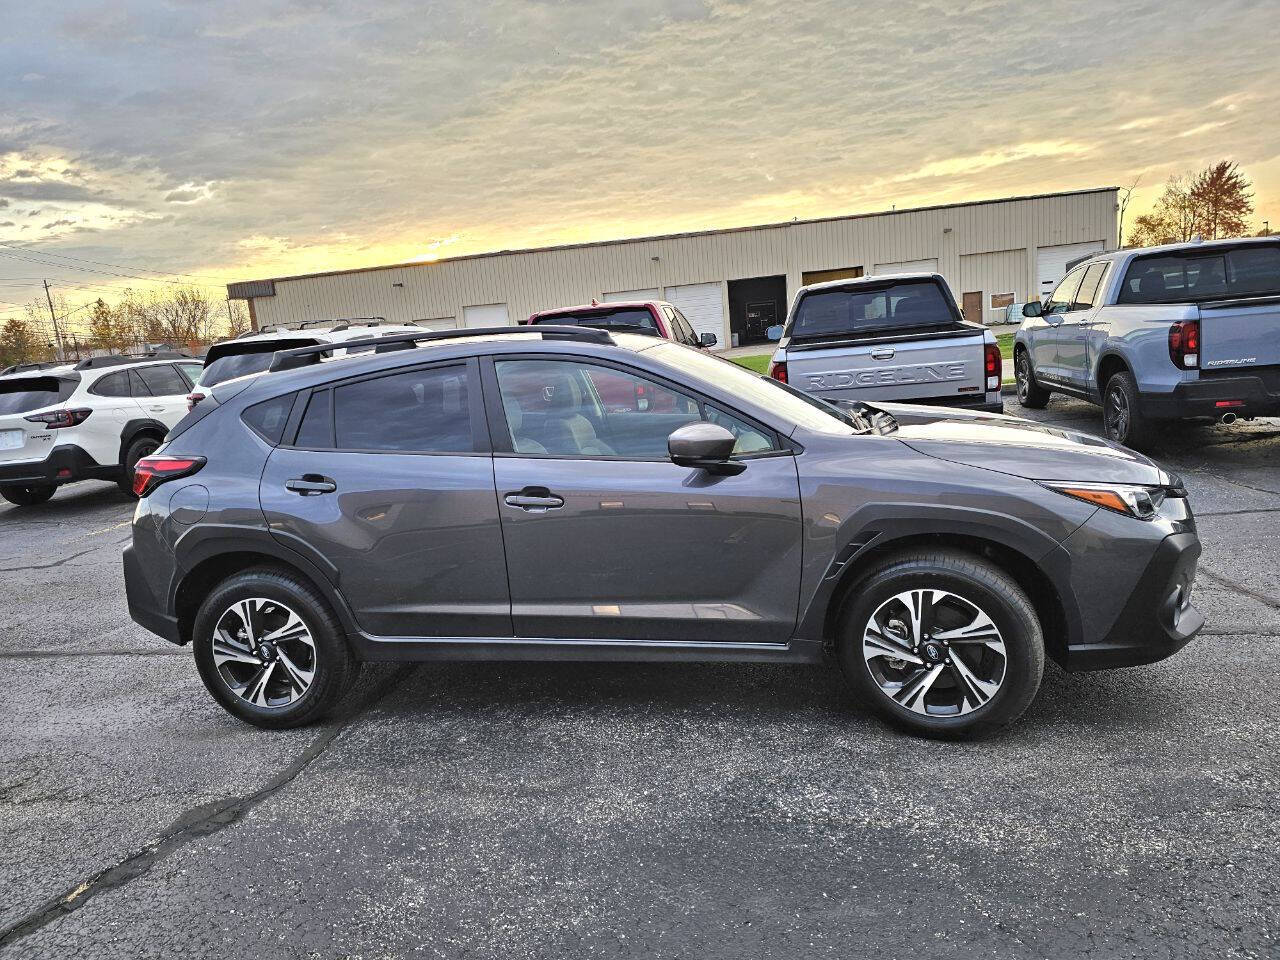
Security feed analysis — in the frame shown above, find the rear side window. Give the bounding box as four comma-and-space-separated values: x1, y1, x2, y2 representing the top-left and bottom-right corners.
532, 308, 659, 333
790, 280, 957, 338
1119, 244, 1280, 303
242, 393, 296, 444
135, 364, 189, 397
333, 365, 473, 453
0, 376, 76, 414
90, 371, 132, 397
294, 390, 333, 448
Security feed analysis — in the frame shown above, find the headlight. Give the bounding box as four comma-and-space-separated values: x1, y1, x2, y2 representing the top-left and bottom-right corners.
1042, 482, 1167, 520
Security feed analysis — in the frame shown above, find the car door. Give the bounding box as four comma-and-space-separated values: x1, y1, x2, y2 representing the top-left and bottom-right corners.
484, 354, 803, 644
258, 359, 512, 638
130, 363, 193, 429
1057, 262, 1109, 390
1037, 266, 1086, 382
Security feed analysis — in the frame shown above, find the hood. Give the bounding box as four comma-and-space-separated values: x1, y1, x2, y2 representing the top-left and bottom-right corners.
878, 402, 1170, 486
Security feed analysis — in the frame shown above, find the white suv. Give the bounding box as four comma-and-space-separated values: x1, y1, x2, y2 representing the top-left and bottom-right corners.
0, 352, 202, 506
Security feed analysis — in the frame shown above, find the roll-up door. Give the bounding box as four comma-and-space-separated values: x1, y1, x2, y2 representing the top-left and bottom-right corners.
663, 282, 725, 347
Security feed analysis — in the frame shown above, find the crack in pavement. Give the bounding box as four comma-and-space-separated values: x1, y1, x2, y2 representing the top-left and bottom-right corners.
0, 547, 100, 574
0, 649, 189, 660
0, 664, 415, 951
1196, 506, 1280, 518
1197, 566, 1280, 613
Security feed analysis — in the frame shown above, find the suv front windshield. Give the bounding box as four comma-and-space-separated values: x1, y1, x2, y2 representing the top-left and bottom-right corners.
649, 343, 864, 435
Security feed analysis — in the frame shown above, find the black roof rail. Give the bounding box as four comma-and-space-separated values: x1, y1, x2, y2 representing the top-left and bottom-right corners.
73, 350, 192, 370
1, 360, 67, 375
269, 325, 615, 373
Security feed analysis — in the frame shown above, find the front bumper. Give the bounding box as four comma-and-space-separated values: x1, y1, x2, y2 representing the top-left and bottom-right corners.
123, 543, 182, 644
0, 444, 118, 487
1142, 368, 1280, 420
1061, 531, 1203, 670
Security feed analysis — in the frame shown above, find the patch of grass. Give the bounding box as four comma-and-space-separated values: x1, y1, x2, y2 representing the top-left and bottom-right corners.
730, 353, 771, 374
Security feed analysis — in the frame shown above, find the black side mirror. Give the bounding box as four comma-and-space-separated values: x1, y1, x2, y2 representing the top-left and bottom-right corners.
699, 332, 718, 347
668, 423, 744, 475
1021, 300, 1044, 318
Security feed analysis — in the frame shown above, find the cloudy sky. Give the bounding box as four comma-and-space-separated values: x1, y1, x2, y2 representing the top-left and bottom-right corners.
1, 0, 1278, 320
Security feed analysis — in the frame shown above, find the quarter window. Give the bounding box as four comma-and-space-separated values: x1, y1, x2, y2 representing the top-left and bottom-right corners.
294, 390, 332, 448
333, 366, 472, 453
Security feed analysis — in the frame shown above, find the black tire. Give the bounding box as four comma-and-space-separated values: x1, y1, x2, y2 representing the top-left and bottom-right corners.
836, 549, 1045, 740
1014, 347, 1051, 409
118, 435, 162, 498
1102, 370, 1153, 450
0, 483, 56, 506
193, 566, 360, 729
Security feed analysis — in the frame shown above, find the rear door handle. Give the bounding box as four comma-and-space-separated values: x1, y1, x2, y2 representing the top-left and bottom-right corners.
149, 405, 166, 413
504, 487, 564, 512
285, 475, 336, 495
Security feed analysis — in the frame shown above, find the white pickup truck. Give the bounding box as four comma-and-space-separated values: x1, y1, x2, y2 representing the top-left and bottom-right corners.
765, 273, 1003, 413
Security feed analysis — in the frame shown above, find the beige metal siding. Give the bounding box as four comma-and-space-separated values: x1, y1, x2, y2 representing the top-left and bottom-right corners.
245, 189, 1118, 346
959, 248, 1029, 320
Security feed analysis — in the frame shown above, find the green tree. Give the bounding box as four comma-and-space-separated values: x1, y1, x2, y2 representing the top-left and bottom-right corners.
0, 314, 54, 368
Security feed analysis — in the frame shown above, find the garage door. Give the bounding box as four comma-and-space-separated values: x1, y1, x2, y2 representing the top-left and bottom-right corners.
873, 258, 939, 276
663, 282, 724, 347
462, 303, 511, 328
603, 288, 660, 302
1036, 242, 1105, 298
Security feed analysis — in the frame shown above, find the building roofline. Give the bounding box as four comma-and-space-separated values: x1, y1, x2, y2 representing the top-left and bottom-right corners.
229, 186, 1119, 294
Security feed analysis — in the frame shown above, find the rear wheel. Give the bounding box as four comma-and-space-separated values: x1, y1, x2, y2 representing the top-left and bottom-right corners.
193, 567, 360, 728
0, 483, 56, 506
837, 550, 1044, 739
118, 435, 162, 498
1103, 371, 1153, 450
1014, 348, 1051, 409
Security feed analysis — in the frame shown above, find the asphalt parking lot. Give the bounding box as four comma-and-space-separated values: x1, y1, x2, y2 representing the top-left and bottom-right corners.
1, 396, 1278, 960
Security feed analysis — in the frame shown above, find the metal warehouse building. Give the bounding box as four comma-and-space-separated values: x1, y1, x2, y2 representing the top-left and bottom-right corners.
228, 187, 1118, 348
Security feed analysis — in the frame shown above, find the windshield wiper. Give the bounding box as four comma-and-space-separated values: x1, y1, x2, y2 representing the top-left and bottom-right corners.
821, 398, 899, 435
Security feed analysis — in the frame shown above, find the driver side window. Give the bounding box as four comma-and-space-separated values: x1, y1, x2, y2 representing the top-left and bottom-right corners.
1045, 268, 1086, 315
493, 358, 777, 459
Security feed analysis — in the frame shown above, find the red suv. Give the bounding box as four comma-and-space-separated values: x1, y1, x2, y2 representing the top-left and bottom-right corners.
523, 301, 717, 349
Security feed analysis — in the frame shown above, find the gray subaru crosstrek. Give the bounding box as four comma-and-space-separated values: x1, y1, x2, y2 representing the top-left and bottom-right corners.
124, 326, 1203, 739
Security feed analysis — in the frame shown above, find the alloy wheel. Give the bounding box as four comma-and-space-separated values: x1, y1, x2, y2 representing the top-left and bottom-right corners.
211, 598, 317, 708
1015, 353, 1029, 402
1105, 385, 1129, 440
862, 589, 1007, 716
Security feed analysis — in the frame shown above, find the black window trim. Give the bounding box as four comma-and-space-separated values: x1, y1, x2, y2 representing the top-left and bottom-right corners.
281, 357, 488, 457
480, 352, 789, 463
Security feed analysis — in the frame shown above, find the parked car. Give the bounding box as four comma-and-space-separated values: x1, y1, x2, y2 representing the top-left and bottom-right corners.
766, 274, 1003, 413
188, 320, 426, 410
1014, 237, 1280, 448
0, 351, 202, 505
524, 300, 717, 348
123, 325, 1201, 740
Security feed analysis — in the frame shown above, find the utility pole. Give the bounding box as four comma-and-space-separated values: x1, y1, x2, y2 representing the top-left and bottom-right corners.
43, 280, 65, 360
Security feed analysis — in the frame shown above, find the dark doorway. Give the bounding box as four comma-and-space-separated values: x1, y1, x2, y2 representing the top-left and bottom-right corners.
728, 275, 787, 346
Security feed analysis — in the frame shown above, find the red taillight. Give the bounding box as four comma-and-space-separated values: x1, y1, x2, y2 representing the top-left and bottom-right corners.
187, 392, 205, 412
132, 455, 205, 498
1168, 320, 1200, 369
984, 342, 1002, 391
768, 361, 788, 384
25, 408, 91, 429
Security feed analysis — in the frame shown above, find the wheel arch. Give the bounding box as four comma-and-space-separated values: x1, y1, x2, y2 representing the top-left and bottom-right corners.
816, 529, 1073, 668
1095, 351, 1131, 394
118, 417, 170, 467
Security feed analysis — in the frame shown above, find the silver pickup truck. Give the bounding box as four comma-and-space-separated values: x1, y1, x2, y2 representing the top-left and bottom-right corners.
1013, 237, 1280, 450
766, 274, 1003, 413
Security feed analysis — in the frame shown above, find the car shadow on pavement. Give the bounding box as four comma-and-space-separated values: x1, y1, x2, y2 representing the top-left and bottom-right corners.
0, 481, 131, 522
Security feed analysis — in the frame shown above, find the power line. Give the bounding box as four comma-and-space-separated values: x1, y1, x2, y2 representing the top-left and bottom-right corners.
0, 240, 235, 283
0, 246, 229, 292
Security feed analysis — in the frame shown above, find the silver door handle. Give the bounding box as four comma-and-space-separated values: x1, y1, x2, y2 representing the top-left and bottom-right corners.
870, 348, 895, 360
149, 405, 165, 413
504, 491, 564, 511
286, 476, 336, 495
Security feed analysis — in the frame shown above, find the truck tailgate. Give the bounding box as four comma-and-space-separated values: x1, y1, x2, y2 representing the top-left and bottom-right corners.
786, 328, 987, 402
1199, 296, 1280, 371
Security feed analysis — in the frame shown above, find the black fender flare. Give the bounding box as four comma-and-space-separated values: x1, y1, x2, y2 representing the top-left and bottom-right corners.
168, 523, 360, 638
797, 503, 1083, 651
119, 418, 170, 466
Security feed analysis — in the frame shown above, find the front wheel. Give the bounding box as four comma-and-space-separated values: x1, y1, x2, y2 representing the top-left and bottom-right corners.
1, 483, 56, 506
837, 550, 1045, 739
193, 567, 359, 728
1014, 349, 1051, 409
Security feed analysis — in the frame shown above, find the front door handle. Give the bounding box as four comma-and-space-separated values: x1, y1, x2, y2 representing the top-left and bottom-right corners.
285, 475, 336, 495
504, 486, 564, 512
